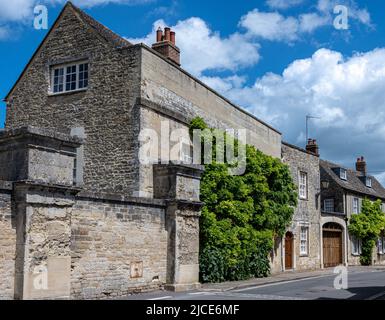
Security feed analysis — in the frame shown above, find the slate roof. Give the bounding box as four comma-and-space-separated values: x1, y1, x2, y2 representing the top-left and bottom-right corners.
320, 159, 385, 200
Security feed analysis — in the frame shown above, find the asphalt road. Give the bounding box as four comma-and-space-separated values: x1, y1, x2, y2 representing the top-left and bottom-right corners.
121, 269, 385, 300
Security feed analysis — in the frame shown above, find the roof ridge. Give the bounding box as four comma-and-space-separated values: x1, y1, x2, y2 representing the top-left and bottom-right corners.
68, 1, 132, 49
321, 158, 373, 177
320, 159, 385, 199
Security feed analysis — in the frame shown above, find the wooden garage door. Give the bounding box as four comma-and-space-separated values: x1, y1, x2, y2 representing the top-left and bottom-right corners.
323, 230, 342, 268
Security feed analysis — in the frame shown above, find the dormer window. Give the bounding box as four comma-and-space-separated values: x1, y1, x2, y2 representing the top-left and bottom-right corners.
366, 177, 372, 188
51, 62, 89, 94
340, 168, 347, 180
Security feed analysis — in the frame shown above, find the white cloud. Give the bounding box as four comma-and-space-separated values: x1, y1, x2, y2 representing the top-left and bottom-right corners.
0, 0, 153, 40
266, 0, 304, 10
199, 75, 247, 93
205, 47, 385, 175
0, 0, 152, 23
0, 0, 35, 22
299, 13, 330, 33
240, 9, 299, 42
70, 0, 153, 9
128, 18, 260, 76
241, 0, 372, 43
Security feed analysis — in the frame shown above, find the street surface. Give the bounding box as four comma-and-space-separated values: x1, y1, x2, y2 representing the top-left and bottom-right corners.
119, 268, 385, 300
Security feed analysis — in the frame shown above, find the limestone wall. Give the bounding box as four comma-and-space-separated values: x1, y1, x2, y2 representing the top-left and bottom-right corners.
70, 194, 168, 299
281, 143, 322, 271
0, 182, 14, 300
140, 46, 282, 159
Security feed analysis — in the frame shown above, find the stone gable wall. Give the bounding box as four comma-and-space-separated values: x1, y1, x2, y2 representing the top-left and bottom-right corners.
5, 7, 142, 195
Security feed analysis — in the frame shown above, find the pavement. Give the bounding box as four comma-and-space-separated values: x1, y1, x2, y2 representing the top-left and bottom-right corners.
118, 266, 385, 300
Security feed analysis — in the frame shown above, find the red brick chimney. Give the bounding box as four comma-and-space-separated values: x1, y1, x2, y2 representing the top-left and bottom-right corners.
356, 156, 367, 175
152, 27, 181, 66
306, 139, 319, 156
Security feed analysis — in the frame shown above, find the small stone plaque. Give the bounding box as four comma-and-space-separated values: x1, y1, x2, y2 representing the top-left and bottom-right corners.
130, 261, 143, 278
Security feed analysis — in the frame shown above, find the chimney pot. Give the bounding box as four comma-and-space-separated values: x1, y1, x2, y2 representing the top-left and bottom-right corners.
156, 27, 163, 42
151, 27, 181, 66
356, 156, 367, 175
170, 31, 176, 45
306, 138, 319, 156
164, 27, 171, 41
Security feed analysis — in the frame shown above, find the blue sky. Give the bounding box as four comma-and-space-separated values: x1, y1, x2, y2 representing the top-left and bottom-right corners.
1, 0, 385, 180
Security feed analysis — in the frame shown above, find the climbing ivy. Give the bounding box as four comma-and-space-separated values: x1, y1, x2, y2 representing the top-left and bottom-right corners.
190, 117, 298, 282
349, 199, 385, 265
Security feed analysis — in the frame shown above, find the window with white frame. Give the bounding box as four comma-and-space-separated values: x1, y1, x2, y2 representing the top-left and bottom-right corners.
340, 168, 347, 180
378, 233, 385, 254
352, 197, 359, 214
299, 172, 307, 199
51, 62, 89, 94
300, 227, 309, 255
366, 177, 372, 188
324, 199, 334, 213
351, 236, 362, 255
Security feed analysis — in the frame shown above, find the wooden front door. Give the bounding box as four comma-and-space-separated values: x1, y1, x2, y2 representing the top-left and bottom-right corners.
285, 232, 294, 270
323, 230, 343, 268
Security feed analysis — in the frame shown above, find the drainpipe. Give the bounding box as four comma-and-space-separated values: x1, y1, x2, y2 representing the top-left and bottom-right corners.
320, 222, 323, 269
344, 191, 349, 266
281, 236, 284, 272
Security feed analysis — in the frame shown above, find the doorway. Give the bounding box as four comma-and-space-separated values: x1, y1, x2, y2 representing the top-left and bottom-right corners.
323, 223, 343, 268
285, 232, 294, 270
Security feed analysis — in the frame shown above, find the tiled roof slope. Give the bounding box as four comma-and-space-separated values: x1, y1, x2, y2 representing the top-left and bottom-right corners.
320, 159, 385, 200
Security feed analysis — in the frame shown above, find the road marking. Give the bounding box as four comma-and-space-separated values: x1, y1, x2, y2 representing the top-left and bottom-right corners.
210, 291, 309, 300
148, 296, 173, 300
188, 292, 210, 295
366, 291, 385, 300
233, 274, 335, 292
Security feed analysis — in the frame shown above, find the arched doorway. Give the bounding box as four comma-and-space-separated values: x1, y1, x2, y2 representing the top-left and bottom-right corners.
323, 222, 343, 268
285, 232, 294, 270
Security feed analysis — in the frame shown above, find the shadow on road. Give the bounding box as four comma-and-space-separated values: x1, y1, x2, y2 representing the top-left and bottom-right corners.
316, 286, 385, 300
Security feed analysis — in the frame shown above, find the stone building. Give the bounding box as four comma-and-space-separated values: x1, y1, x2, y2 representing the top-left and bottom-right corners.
4, 1, 382, 300
0, 2, 282, 299
270, 141, 322, 273
320, 157, 385, 267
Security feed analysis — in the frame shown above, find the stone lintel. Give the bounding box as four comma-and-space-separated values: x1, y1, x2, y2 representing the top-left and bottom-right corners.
136, 97, 190, 125
0, 126, 83, 147
166, 199, 204, 214
156, 162, 205, 178
13, 180, 81, 195
77, 191, 167, 208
